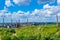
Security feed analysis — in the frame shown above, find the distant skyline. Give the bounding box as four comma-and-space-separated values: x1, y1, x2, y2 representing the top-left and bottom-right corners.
0, 0, 60, 23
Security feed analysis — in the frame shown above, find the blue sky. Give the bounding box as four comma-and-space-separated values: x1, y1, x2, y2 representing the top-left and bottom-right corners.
0, 0, 60, 23
0, 0, 57, 12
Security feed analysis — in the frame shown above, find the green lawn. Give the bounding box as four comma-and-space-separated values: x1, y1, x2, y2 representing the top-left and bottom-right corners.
0, 25, 60, 40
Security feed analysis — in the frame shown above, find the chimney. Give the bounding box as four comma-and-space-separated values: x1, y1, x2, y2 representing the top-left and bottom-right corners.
56, 15, 58, 27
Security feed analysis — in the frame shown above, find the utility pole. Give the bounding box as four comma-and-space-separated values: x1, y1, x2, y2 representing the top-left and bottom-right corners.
56, 15, 58, 27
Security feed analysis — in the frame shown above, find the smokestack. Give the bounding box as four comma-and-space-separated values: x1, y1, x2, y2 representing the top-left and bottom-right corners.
2, 14, 5, 27
56, 15, 58, 27
27, 17, 28, 26
10, 14, 13, 28
18, 18, 20, 27
11, 18, 12, 25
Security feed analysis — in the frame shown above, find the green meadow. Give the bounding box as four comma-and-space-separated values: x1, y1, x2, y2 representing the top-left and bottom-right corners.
0, 25, 60, 40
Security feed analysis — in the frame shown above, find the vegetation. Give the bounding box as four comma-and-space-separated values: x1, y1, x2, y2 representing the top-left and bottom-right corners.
0, 25, 60, 40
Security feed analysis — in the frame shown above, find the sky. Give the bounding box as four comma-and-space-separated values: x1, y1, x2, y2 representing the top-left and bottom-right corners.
0, 0, 60, 23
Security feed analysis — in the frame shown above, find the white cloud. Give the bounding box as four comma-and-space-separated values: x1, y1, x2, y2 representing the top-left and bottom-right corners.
3, 4, 59, 22
31, 9, 40, 15
37, 0, 56, 4
0, 6, 8, 14
5, 0, 13, 7
37, 0, 49, 4
17, 11, 25, 14
0, 3, 60, 22
30, 4, 60, 18
13, 0, 31, 6
43, 4, 51, 9
49, 0, 56, 4
43, 4, 60, 16
31, 9, 51, 17
57, 0, 60, 5
57, 13, 60, 16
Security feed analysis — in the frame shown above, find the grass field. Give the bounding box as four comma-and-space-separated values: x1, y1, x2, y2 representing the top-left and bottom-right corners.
0, 25, 60, 40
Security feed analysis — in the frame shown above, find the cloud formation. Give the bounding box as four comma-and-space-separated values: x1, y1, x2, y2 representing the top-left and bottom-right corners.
0, 3, 60, 22
0, 0, 60, 22
57, 0, 60, 5
13, 0, 31, 6
5, 0, 13, 7
37, 0, 56, 4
